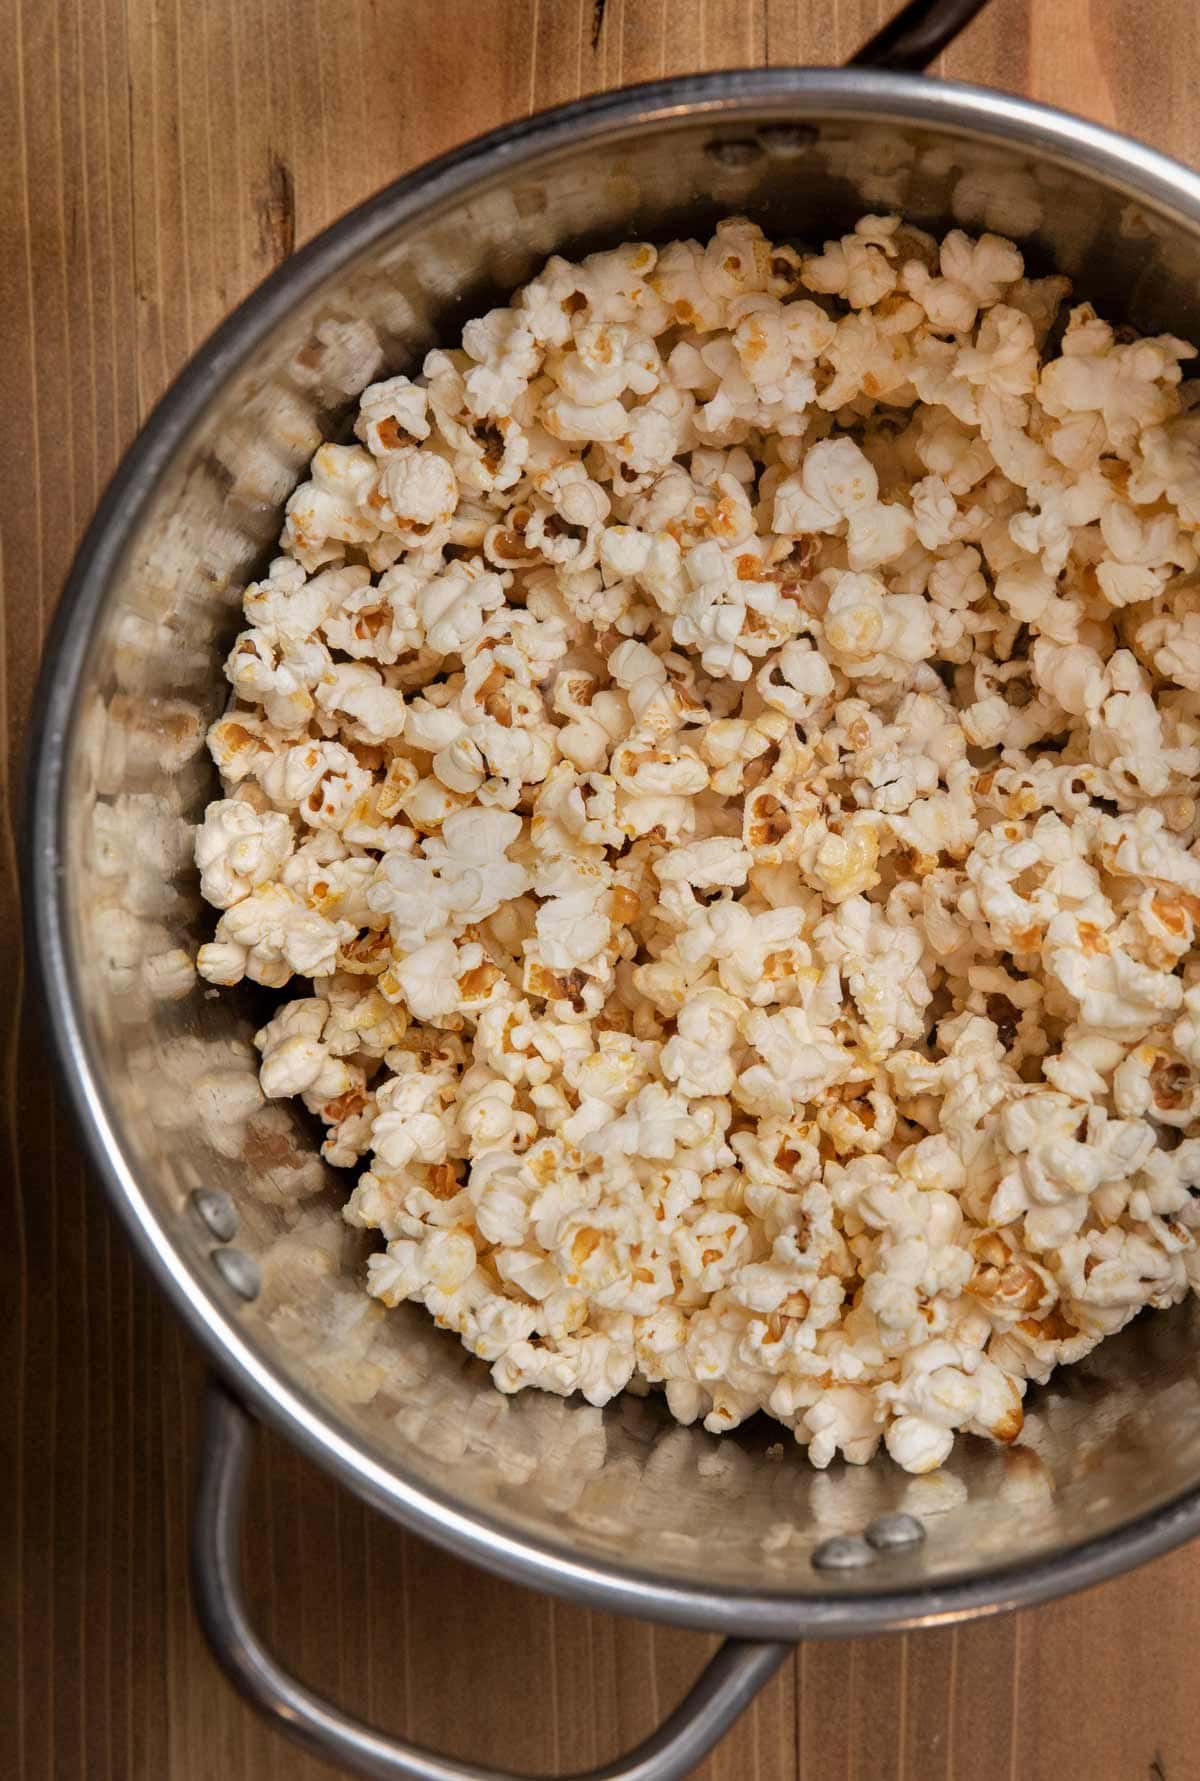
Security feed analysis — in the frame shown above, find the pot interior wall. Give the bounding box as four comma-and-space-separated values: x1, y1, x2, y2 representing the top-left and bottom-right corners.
58, 88, 1200, 1615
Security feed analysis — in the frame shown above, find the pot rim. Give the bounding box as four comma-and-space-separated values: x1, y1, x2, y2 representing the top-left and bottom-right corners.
25, 66, 1200, 1639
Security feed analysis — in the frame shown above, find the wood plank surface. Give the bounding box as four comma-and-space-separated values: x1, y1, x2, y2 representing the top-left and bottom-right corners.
2, 2, 1199, 1776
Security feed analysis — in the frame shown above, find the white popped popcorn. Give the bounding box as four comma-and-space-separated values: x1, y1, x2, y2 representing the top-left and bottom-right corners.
198, 213, 1200, 1474
195, 798, 295, 910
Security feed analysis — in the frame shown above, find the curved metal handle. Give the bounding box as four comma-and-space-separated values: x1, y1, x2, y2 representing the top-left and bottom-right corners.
849, 0, 992, 70
192, 1381, 791, 1781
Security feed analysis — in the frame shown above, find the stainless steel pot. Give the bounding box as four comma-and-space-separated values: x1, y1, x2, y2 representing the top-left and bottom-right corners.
25, 0, 1200, 1773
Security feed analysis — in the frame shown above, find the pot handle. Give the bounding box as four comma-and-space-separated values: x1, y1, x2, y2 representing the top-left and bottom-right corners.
848, 0, 991, 70
192, 1380, 791, 1781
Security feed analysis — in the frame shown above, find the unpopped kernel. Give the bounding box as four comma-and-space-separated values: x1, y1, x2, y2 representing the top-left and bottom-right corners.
198, 215, 1200, 1474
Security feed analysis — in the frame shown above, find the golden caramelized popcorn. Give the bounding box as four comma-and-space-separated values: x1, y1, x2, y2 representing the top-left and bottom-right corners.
198, 213, 1200, 1473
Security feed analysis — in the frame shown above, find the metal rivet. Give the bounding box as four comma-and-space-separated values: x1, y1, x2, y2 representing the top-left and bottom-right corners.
812, 1533, 876, 1572
757, 123, 819, 158
191, 1187, 237, 1243
211, 1246, 261, 1302
704, 138, 764, 171
865, 1511, 927, 1552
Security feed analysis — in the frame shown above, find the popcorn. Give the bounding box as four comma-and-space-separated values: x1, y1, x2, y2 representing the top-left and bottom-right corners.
815, 896, 932, 1058
281, 442, 381, 567
419, 558, 507, 655
655, 836, 752, 892
319, 564, 425, 664
531, 856, 614, 975
225, 627, 332, 730
756, 642, 838, 722
196, 212, 1200, 1476
903, 229, 1022, 333
660, 989, 742, 1097
1039, 307, 1195, 453
1044, 913, 1183, 1039
258, 739, 373, 832
195, 798, 294, 910
255, 998, 354, 1102
367, 807, 530, 955
243, 556, 350, 643
737, 1002, 853, 1115
355, 374, 431, 452
461, 308, 542, 417
377, 447, 459, 544
198, 884, 353, 988
819, 572, 934, 682
314, 663, 407, 745
803, 222, 899, 311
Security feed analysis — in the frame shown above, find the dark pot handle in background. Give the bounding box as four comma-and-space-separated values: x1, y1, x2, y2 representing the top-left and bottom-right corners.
851, 0, 991, 69
193, 1383, 790, 1781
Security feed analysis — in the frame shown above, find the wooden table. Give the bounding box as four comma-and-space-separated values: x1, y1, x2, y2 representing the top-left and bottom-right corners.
4, 2, 1200, 1776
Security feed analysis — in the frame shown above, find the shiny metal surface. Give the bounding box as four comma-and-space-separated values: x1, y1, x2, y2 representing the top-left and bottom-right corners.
194, 1382, 790, 1781
25, 66, 1200, 1674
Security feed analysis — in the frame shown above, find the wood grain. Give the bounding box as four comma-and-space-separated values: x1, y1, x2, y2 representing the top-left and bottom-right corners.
3, 2, 1199, 1776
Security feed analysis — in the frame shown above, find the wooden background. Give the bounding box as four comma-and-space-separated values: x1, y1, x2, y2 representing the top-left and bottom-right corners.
3, 1, 1200, 1776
